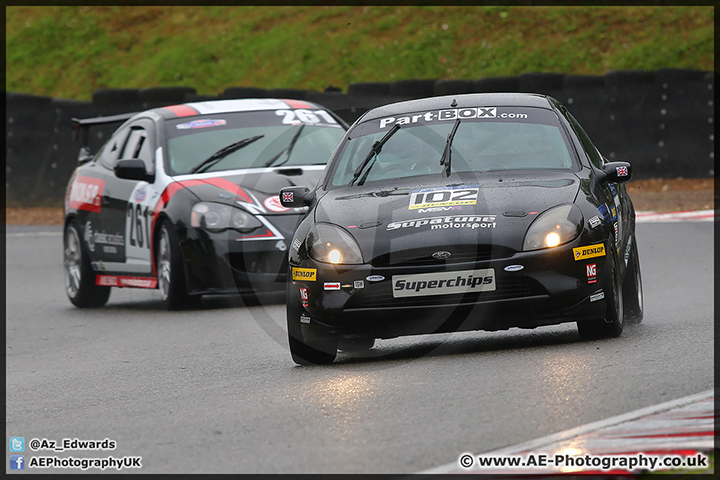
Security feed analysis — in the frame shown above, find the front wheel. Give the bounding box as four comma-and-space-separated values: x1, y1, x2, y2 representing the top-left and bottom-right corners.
156, 220, 200, 310
63, 221, 110, 308
622, 237, 643, 324
286, 282, 337, 365
577, 243, 624, 340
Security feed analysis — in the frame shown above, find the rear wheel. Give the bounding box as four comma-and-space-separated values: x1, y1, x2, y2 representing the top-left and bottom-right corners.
622, 238, 643, 324
156, 220, 200, 310
578, 243, 624, 340
63, 221, 111, 308
286, 282, 337, 365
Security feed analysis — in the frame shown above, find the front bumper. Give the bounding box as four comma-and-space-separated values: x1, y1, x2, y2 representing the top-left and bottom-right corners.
181, 214, 302, 295
290, 237, 611, 339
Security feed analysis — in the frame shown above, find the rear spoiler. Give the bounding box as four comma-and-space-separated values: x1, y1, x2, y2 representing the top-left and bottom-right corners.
71, 112, 137, 147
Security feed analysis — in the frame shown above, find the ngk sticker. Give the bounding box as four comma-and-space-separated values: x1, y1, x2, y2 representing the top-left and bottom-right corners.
299, 286, 309, 307
69, 176, 105, 213
586, 263, 597, 284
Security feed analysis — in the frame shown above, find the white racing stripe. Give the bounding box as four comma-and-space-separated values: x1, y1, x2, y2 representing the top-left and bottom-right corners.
183, 98, 297, 114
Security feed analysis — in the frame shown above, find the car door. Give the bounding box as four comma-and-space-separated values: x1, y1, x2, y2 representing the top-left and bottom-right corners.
70, 126, 129, 268
103, 118, 158, 275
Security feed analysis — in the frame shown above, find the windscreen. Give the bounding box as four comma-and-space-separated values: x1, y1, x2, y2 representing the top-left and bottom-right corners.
164, 109, 345, 175
329, 106, 576, 187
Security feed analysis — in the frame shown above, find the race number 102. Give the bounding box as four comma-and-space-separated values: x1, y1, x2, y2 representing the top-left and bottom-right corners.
409, 186, 479, 210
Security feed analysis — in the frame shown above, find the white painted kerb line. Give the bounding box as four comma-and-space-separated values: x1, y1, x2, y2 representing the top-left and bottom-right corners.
420, 388, 715, 474
5, 231, 62, 238
636, 209, 715, 223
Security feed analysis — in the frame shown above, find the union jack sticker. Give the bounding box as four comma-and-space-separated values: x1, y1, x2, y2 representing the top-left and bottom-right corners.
616, 166, 629, 177
282, 191, 294, 203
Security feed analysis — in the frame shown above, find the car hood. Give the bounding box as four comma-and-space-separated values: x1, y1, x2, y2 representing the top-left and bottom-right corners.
177, 166, 324, 214
314, 171, 581, 257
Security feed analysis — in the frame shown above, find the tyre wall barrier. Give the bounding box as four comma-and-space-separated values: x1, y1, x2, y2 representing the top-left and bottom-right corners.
5, 69, 714, 206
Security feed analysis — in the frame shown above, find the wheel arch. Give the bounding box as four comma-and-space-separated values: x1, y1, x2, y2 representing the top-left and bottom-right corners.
152, 212, 196, 297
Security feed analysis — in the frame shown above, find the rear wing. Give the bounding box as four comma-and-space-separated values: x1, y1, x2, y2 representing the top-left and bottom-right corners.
71, 112, 137, 147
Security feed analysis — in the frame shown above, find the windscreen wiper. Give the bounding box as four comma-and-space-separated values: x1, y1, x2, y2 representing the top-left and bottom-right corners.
336, 187, 410, 200
439, 119, 461, 177
190, 135, 265, 174
349, 123, 401, 186
263, 124, 305, 168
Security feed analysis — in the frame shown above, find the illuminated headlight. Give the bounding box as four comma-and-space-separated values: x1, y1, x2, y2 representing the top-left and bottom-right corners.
191, 202, 262, 233
523, 204, 583, 251
307, 223, 364, 265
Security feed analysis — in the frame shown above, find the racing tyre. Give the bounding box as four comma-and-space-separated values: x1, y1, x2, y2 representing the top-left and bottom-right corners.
286, 283, 337, 365
63, 221, 111, 308
338, 337, 375, 352
577, 244, 624, 340
622, 238, 644, 324
156, 220, 200, 310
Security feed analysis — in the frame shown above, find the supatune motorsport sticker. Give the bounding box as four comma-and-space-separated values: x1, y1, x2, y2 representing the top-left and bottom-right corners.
393, 269, 495, 298
387, 214, 497, 232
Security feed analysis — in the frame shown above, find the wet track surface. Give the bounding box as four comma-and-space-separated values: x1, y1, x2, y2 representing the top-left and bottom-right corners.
5, 221, 714, 473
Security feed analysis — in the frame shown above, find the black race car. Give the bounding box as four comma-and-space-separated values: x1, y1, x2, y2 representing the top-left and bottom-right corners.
280, 92, 643, 364
63, 98, 347, 309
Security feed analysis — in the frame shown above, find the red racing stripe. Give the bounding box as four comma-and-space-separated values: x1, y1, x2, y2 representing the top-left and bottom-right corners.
281, 99, 312, 109
237, 229, 274, 240
162, 105, 200, 117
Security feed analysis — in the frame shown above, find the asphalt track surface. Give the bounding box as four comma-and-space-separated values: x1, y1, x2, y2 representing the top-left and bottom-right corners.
5, 221, 714, 474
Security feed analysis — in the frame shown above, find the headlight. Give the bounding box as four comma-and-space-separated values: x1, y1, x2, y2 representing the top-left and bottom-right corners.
191, 202, 262, 233
523, 204, 583, 251
307, 223, 364, 265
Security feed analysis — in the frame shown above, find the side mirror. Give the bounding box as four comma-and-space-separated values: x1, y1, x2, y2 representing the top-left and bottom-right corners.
115, 159, 154, 182
279, 186, 315, 208
77, 146, 94, 165
598, 161, 632, 184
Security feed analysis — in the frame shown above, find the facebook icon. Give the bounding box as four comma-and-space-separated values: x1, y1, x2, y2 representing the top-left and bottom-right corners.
10, 455, 24, 470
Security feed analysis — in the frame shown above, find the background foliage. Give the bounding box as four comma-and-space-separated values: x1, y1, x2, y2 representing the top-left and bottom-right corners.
5, 5, 714, 100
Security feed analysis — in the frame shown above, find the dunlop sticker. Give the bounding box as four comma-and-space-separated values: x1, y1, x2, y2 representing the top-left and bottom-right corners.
292, 267, 317, 281
573, 244, 606, 261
